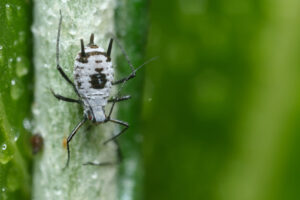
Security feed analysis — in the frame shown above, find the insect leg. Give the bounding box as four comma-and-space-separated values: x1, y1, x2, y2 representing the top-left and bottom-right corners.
108, 95, 131, 103
50, 89, 82, 104
56, 10, 80, 97
103, 119, 129, 145
83, 140, 123, 166
64, 117, 87, 168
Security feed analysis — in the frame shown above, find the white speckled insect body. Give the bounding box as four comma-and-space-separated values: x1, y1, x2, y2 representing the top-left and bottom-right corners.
74, 45, 114, 123
52, 11, 142, 168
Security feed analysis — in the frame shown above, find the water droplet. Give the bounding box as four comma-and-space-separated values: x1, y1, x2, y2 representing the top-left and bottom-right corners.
14, 132, 20, 142
32, 105, 41, 116
69, 24, 77, 36
43, 63, 49, 68
5, 4, 13, 23
7, 58, 13, 69
69, 29, 76, 36
54, 189, 62, 196
91, 172, 98, 179
94, 19, 102, 26
0, 187, 8, 200
148, 98, 152, 102
100, 1, 109, 10
16, 57, 29, 77
0, 46, 3, 66
10, 81, 22, 100
23, 118, 32, 130
0, 142, 14, 164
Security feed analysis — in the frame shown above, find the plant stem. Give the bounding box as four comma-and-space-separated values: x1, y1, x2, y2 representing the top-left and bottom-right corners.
32, 1, 118, 199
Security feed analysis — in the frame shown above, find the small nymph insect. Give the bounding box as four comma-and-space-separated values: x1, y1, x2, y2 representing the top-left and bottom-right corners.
51, 11, 152, 168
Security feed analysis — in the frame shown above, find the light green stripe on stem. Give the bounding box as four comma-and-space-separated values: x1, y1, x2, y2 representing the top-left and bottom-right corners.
219, 1, 300, 200
32, 1, 118, 199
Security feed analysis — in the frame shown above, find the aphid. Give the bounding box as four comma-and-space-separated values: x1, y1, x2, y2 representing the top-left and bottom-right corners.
51, 11, 151, 168
30, 134, 44, 154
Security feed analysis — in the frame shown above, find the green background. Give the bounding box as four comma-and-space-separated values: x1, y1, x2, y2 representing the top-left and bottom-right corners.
143, 0, 300, 200
0, 1, 32, 199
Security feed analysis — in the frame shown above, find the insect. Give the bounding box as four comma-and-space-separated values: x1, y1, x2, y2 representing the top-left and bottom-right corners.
30, 133, 44, 154
51, 11, 152, 168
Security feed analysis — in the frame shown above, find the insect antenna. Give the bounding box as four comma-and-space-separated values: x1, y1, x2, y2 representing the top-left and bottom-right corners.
107, 56, 158, 118
107, 34, 135, 72
134, 56, 158, 73
89, 33, 94, 45
56, 10, 62, 66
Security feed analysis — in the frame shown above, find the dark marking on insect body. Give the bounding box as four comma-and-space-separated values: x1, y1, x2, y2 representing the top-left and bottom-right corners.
95, 60, 102, 63
86, 51, 107, 57
77, 51, 108, 63
89, 69, 107, 89
95, 68, 103, 73
76, 57, 88, 63
77, 81, 82, 88
88, 44, 99, 49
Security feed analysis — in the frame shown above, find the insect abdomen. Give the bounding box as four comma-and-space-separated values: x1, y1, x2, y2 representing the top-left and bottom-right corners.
74, 47, 114, 107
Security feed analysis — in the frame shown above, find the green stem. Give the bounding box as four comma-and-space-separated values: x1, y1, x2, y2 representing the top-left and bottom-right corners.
32, 1, 117, 199
115, 1, 148, 199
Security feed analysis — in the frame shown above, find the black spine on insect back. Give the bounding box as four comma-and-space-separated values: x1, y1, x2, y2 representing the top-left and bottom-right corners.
80, 39, 86, 57
107, 39, 113, 58
89, 33, 94, 45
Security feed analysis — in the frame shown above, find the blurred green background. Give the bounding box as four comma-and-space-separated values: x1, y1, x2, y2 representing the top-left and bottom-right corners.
143, 0, 300, 200
2, 0, 300, 199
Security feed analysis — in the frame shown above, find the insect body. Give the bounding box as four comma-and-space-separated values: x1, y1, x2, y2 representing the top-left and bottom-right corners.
51, 11, 142, 168
74, 36, 114, 123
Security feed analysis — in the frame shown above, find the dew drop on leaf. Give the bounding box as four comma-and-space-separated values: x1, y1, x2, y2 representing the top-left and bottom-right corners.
16, 57, 29, 77
0, 142, 14, 164
5, 4, 13, 23
10, 80, 22, 100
